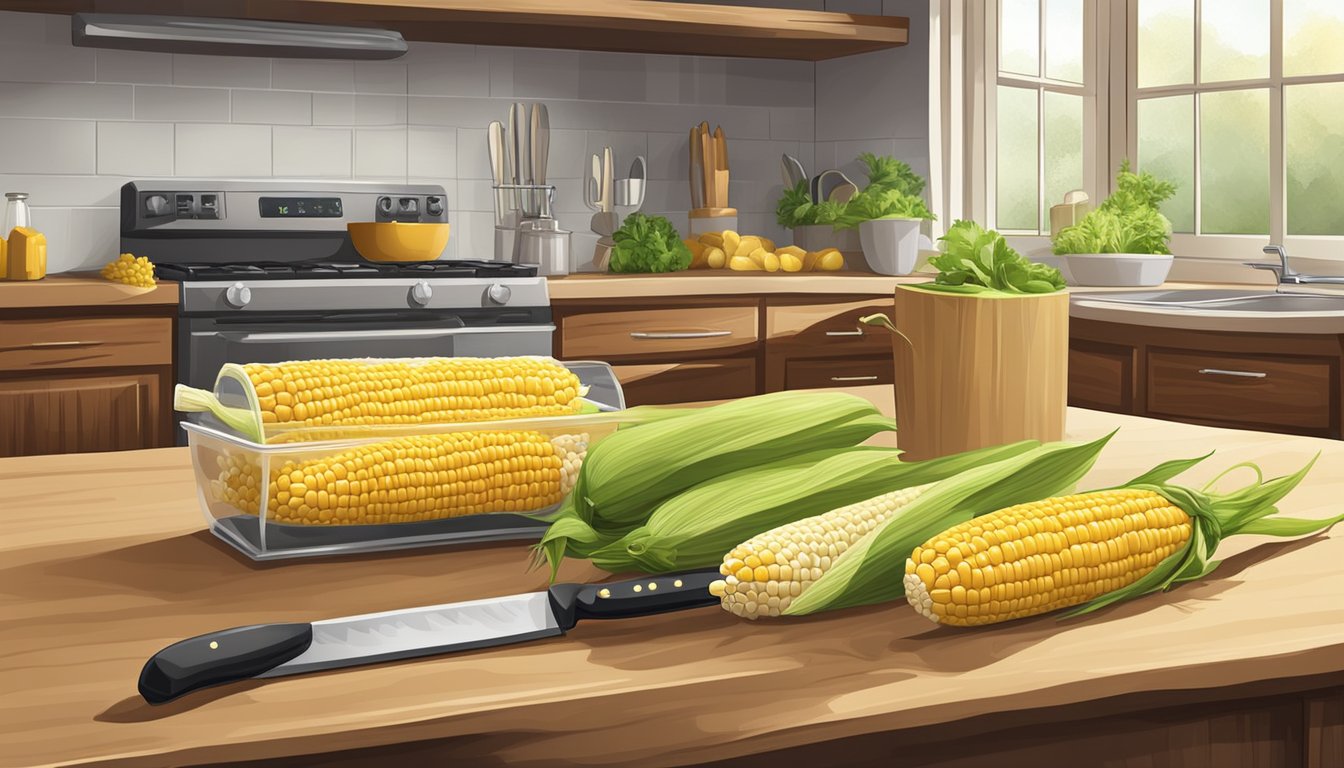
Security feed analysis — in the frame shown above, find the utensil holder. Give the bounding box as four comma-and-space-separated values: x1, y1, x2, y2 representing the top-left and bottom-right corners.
688, 207, 737, 236
493, 183, 555, 227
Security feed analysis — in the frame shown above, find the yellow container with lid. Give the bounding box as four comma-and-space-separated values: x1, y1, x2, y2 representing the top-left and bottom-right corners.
5, 227, 46, 280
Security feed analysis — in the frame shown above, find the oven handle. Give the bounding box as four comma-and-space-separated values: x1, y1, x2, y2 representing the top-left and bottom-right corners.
214, 325, 556, 344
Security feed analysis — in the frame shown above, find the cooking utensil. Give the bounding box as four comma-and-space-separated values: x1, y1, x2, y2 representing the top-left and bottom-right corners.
138, 570, 720, 704
781, 154, 806, 188
817, 170, 856, 205
511, 102, 530, 186
699, 122, 713, 207
530, 103, 549, 186
712, 126, 729, 210
518, 217, 570, 276
592, 235, 615, 271
600, 145, 614, 215
688, 127, 702, 209
487, 122, 506, 187
829, 182, 858, 204
613, 155, 646, 216
808, 173, 823, 204
347, 222, 451, 263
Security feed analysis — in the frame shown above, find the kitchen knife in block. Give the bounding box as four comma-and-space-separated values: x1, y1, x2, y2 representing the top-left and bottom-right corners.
713, 125, 729, 210
138, 570, 721, 704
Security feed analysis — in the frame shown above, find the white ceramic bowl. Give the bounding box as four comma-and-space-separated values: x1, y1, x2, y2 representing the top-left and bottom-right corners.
858, 218, 922, 275
1057, 253, 1173, 287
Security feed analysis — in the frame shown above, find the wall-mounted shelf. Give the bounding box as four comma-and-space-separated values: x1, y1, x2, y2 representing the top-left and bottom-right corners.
0, 0, 908, 61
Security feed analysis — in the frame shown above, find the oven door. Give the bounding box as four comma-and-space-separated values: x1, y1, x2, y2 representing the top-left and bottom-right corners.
186, 321, 555, 391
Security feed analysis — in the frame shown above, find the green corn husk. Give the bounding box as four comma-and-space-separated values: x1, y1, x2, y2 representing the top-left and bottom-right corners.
592, 439, 1043, 574
782, 431, 1120, 616
535, 391, 898, 576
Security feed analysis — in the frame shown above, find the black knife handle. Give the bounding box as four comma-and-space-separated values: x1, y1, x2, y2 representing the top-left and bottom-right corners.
547, 569, 720, 631
138, 623, 313, 705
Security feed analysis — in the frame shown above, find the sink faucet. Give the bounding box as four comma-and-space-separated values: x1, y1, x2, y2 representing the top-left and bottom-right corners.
1246, 244, 1344, 286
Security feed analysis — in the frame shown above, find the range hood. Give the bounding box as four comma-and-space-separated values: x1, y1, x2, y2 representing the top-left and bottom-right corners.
71, 13, 407, 60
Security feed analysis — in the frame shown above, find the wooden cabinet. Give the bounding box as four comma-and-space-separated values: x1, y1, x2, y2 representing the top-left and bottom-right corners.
553, 294, 894, 405
1069, 317, 1343, 439
0, 303, 175, 458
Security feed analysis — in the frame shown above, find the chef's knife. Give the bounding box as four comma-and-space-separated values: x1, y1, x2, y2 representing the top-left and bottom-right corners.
781, 154, 806, 188
487, 121, 506, 187
512, 101, 531, 186
138, 570, 720, 704
530, 102, 549, 186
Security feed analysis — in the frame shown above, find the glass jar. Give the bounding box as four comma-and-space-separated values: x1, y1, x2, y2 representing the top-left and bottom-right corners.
4, 192, 31, 233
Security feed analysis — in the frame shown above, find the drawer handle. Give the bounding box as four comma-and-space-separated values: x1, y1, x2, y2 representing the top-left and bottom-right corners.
825, 329, 865, 337
629, 330, 733, 340
830, 375, 880, 382
28, 340, 103, 348
1197, 368, 1268, 379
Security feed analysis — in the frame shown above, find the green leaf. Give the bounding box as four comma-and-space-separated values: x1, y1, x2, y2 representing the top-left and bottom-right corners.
609, 213, 693, 273
1052, 160, 1176, 255
1120, 452, 1214, 487
924, 219, 1064, 295
1236, 512, 1344, 537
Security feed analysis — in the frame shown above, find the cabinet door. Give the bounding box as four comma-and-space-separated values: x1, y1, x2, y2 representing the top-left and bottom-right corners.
1147, 349, 1336, 435
610, 359, 757, 406
1068, 341, 1136, 413
560, 304, 759, 360
784, 356, 894, 390
0, 372, 162, 457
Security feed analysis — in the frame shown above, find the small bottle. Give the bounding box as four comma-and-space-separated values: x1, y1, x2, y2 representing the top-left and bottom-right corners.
4, 192, 31, 232
4, 193, 44, 281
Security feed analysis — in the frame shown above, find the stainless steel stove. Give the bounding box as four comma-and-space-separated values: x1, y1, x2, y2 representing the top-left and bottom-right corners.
121, 180, 555, 431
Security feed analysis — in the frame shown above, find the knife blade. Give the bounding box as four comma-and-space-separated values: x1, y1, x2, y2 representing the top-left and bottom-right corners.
487, 121, 506, 187
138, 570, 721, 704
530, 102, 549, 186
512, 101, 530, 186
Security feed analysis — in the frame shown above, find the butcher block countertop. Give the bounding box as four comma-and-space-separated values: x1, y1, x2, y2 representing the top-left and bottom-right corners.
0, 274, 177, 310
3, 387, 1343, 768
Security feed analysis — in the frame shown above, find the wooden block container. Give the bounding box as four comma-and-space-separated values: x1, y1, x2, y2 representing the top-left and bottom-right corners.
888, 285, 1068, 460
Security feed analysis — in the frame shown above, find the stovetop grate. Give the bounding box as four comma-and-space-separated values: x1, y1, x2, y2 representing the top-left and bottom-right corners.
154, 260, 537, 281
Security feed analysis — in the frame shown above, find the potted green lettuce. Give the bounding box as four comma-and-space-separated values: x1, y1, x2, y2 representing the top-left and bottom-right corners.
1050, 162, 1177, 286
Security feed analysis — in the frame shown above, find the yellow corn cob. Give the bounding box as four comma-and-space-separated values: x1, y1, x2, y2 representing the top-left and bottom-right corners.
903, 489, 1191, 626
212, 431, 588, 525
708, 483, 934, 618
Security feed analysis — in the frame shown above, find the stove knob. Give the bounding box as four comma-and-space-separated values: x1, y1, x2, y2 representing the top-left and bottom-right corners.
145, 194, 171, 217
410, 280, 433, 307
224, 282, 251, 309
486, 283, 511, 305
426, 196, 445, 217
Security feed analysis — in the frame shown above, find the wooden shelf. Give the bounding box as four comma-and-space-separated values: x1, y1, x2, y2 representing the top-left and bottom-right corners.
4, 0, 908, 61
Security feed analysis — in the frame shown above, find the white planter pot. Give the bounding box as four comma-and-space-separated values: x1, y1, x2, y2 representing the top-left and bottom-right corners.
790, 225, 863, 269
858, 218, 923, 275
1057, 253, 1174, 287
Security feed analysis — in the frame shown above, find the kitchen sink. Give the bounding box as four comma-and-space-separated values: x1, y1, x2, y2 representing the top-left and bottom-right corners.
1073, 290, 1344, 313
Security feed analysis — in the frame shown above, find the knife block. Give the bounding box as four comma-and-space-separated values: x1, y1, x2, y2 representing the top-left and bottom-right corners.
688, 207, 737, 236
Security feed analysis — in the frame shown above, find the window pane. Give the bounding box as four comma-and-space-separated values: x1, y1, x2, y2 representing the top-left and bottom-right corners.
997, 86, 1039, 231
1138, 0, 1193, 88
1200, 89, 1269, 235
1287, 83, 1344, 235
1201, 0, 1269, 83
1138, 96, 1195, 233
1043, 91, 1083, 230
1285, 0, 1344, 77
1043, 0, 1084, 83
1000, 0, 1040, 76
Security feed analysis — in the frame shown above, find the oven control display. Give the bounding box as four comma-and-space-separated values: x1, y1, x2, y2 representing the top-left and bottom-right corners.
259, 197, 343, 218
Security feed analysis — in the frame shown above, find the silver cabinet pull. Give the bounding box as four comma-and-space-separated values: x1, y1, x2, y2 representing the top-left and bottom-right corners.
830, 375, 880, 382
825, 329, 864, 337
221, 325, 555, 343
1198, 368, 1268, 379
29, 340, 102, 348
629, 330, 733, 340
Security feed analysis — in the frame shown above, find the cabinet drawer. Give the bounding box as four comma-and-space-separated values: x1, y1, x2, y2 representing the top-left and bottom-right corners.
0, 317, 172, 372
1069, 342, 1135, 413
1147, 350, 1335, 432
561, 304, 758, 360
0, 372, 163, 457
785, 356, 893, 390
765, 298, 893, 357
610, 359, 757, 406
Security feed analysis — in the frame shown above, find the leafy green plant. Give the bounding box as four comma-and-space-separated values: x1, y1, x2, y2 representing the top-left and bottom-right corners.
1052, 161, 1176, 255
775, 180, 814, 229
609, 213, 692, 273
773, 154, 935, 230
923, 219, 1065, 295
858, 152, 925, 198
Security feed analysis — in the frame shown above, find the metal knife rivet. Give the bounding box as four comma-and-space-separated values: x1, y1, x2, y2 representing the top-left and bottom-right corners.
598, 588, 611, 598
632, 584, 642, 593
648, 582, 658, 591
673, 579, 683, 588
209, 641, 219, 650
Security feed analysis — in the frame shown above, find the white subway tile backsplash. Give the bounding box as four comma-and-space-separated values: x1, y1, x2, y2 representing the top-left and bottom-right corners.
96, 50, 173, 85
0, 119, 96, 174
65, 207, 122, 271
354, 128, 408, 178
512, 50, 581, 100
730, 139, 802, 182
273, 127, 353, 177
408, 96, 500, 128
98, 122, 174, 176
27, 206, 72, 270
406, 43, 489, 97
680, 58, 727, 105
272, 59, 355, 93
724, 59, 814, 108
312, 93, 355, 126
578, 52, 648, 103
173, 54, 270, 89
355, 62, 408, 94
0, 11, 56, 44
816, 46, 926, 142
484, 48, 513, 97
407, 127, 456, 178
550, 178, 589, 214
646, 132, 688, 182
0, 175, 124, 207
585, 131, 648, 179
354, 94, 408, 126
769, 107, 815, 141
134, 85, 229, 122
642, 180, 690, 213
454, 128, 490, 180
0, 82, 131, 120
727, 179, 777, 213
644, 56, 682, 105
0, 43, 96, 84
454, 178, 495, 212
232, 90, 313, 125
175, 124, 272, 177
455, 210, 497, 260
825, 0, 881, 12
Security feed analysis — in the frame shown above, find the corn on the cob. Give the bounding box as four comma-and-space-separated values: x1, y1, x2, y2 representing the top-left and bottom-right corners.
176, 356, 583, 443
212, 431, 588, 525
904, 456, 1340, 626
903, 489, 1191, 626
709, 483, 934, 618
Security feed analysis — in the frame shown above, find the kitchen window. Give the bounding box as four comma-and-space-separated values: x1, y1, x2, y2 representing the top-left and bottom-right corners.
1130, 0, 1344, 260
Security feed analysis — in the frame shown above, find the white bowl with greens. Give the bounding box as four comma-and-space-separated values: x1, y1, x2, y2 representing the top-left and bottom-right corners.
858, 217, 923, 275
1051, 162, 1176, 287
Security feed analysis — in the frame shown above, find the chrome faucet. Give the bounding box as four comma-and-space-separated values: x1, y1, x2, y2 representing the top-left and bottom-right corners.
1246, 244, 1344, 286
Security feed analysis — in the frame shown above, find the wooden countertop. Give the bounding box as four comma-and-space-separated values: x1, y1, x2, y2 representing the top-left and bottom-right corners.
0, 274, 178, 310
3, 388, 1343, 768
